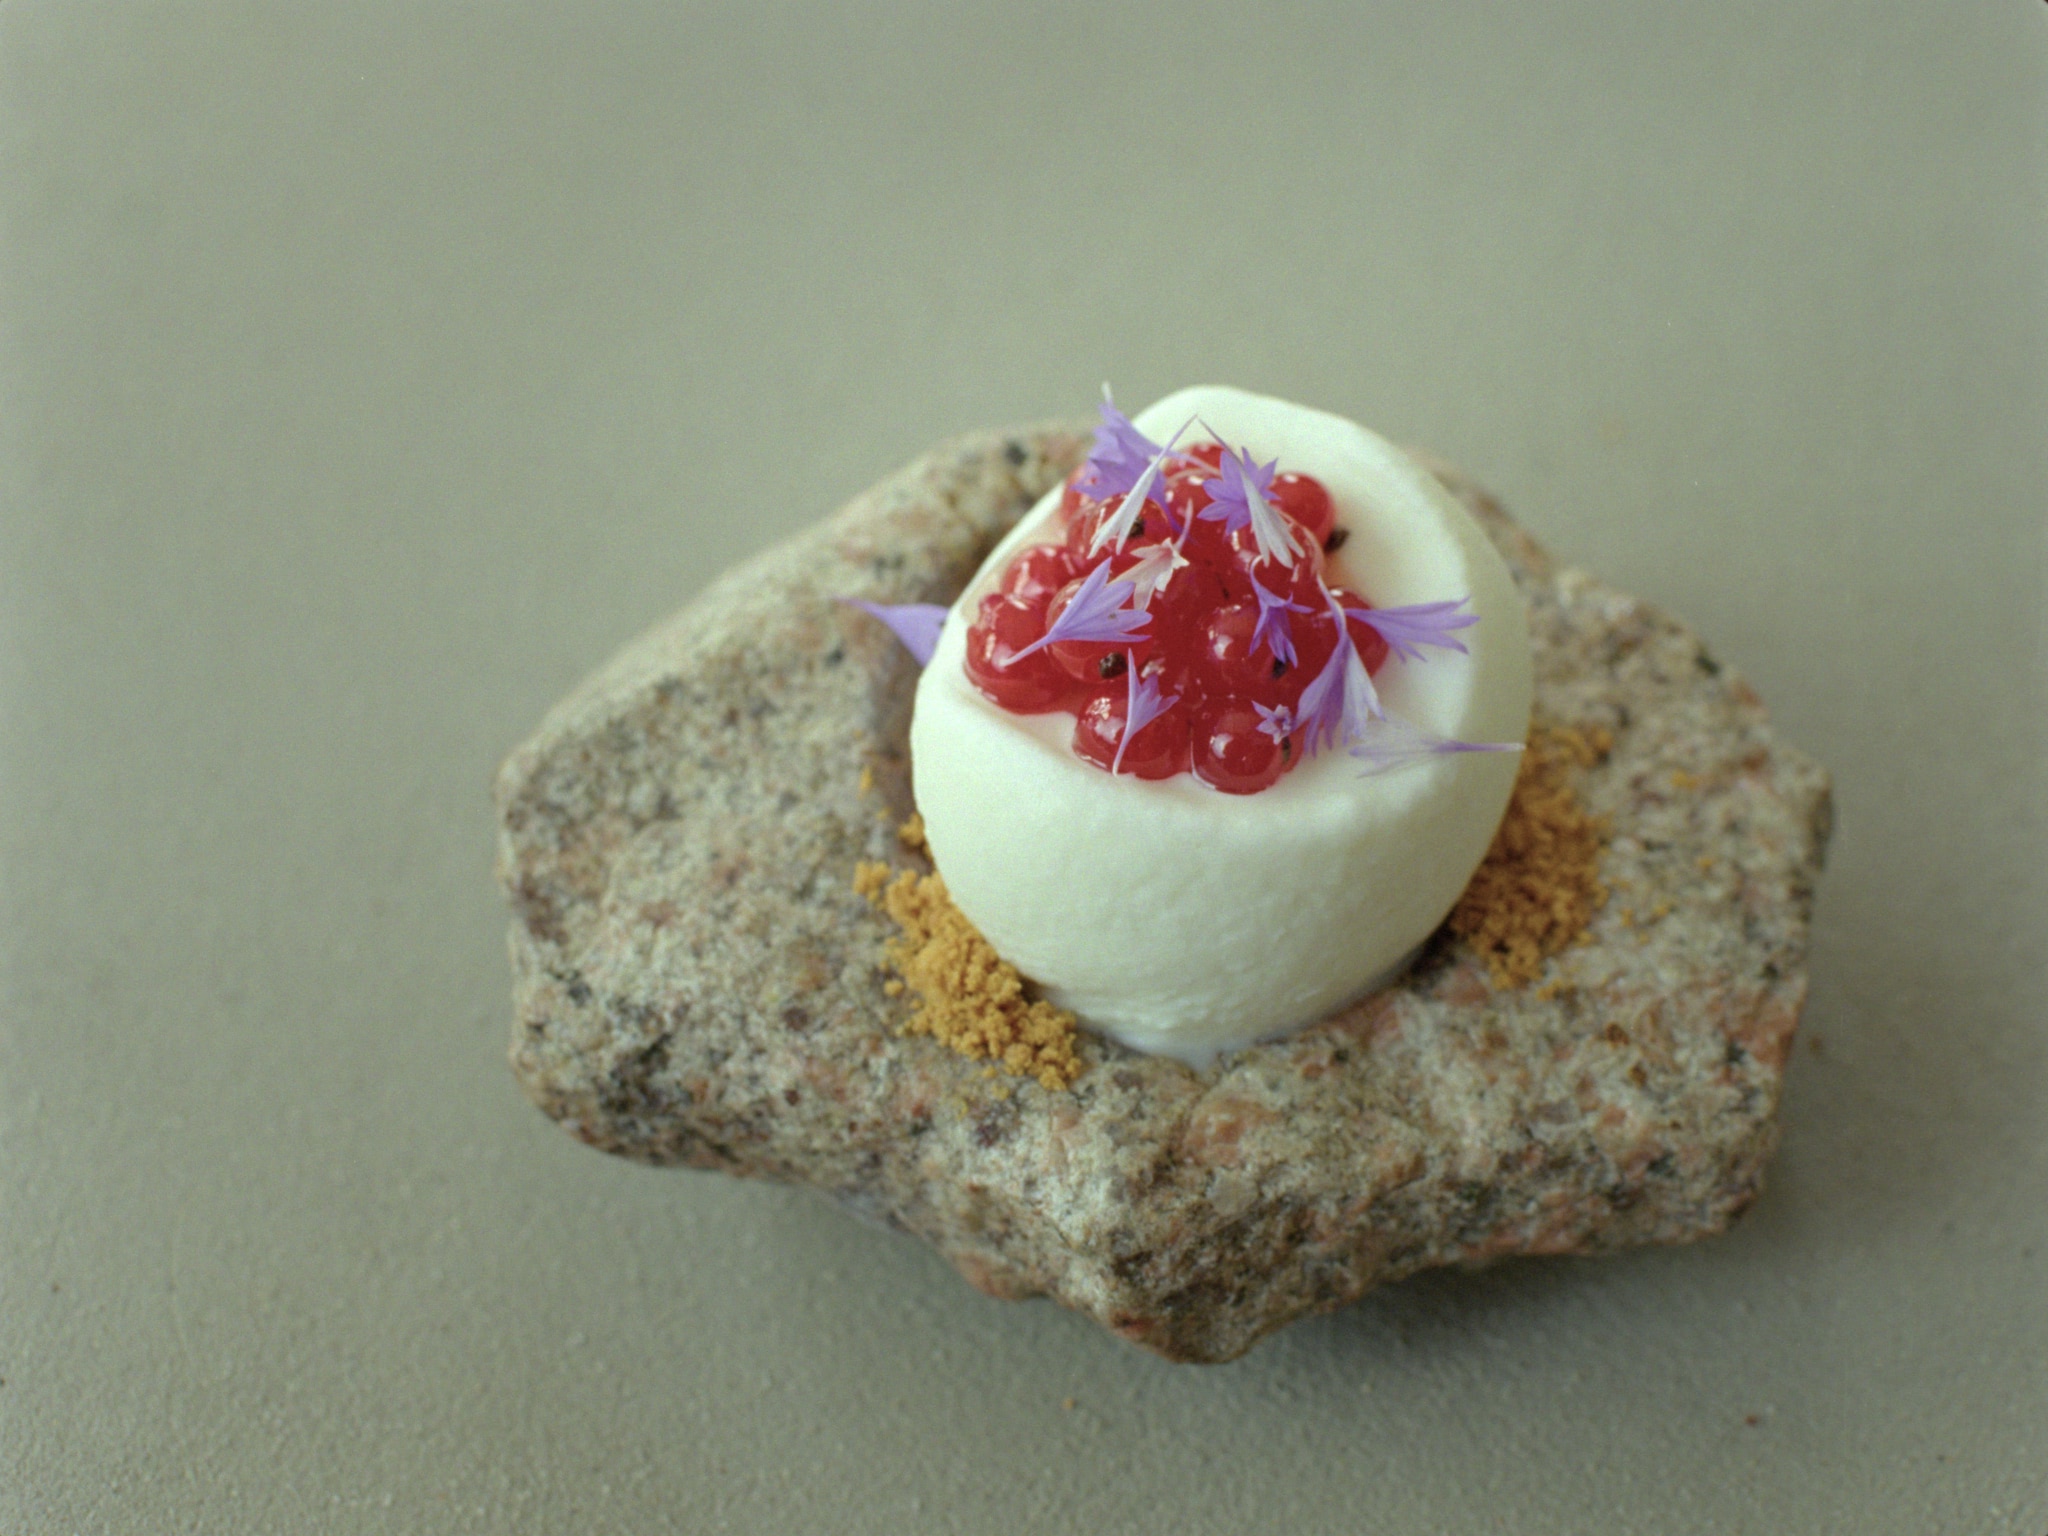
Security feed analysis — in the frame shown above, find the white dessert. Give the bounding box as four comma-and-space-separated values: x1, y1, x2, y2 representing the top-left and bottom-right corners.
910, 386, 1533, 1064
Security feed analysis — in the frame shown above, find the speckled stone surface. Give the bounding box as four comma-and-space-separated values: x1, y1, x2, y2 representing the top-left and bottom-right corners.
494, 424, 1831, 1363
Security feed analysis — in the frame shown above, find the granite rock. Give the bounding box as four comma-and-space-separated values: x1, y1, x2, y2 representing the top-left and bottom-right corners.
494, 424, 1831, 1363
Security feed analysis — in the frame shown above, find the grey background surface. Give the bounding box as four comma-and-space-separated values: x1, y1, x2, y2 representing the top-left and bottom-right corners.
3, 4, 2044, 1531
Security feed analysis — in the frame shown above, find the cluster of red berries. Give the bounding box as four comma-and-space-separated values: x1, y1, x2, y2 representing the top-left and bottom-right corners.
963, 444, 1390, 794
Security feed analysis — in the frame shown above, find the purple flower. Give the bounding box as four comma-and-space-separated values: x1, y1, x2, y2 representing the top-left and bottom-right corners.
1248, 573, 1313, 667
1294, 588, 1382, 755
1197, 441, 1300, 568
1074, 387, 1163, 504
1000, 559, 1148, 666
1348, 719, 1523, 777
1089, 415, 1197, 556
843, 600, 948, 667
1111, 655, 1179, 775
1252, 701, 1296, 745
1343, 597, 1479, 664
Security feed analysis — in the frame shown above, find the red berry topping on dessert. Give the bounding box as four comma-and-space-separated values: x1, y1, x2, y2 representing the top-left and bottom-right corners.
946, 395, 1493, 792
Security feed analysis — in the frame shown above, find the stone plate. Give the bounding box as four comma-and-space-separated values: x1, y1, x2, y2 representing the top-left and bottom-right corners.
493, 424, 1830, 1363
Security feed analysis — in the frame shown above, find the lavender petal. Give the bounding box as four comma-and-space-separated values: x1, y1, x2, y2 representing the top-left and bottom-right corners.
1249, 573, 1311, 666
1003, 560, 1148, 665
844, 600, 948, 667
1199, 445, 1297, 567
1295, 589, 1382, 755
1348, 717, 1523, 776
1090, 416, 1197, 555
1345, 597, 1479, 664
1075, 387, 1163, 503
1112, 657, 1178, 775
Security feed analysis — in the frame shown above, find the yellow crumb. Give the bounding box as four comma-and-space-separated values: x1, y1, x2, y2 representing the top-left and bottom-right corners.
1669, 769, 1699, 791
1697, 855, 1718, 873
898, 813, 927, 853
854, 859, 1084, 1092
857, 763, 875, 797
1447, 727, 1612, 989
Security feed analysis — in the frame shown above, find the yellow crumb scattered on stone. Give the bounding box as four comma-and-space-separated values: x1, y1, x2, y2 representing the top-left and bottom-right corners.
1447, 726, 1612, 989
1061, 1397, 1077, 1412
857, 764, 875, 796
1669, 769, 1699, 791
1697, 854, 1718, 873
853, 857, 1084, 1092
897, 813, 926, 853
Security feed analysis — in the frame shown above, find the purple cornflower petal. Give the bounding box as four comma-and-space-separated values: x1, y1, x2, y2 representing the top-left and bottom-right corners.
1197, 441, 1299, 568
1111, 655, 1179, 775
1294, 588, 1383, 755
1074, 386, 1162, 503
1001, 559, 1147, 666
843, 600, 948, 667
1344, 597, 1479, 664
1348, 719, 1523, 777
1090, 415, 1197, 556
1252, 701, 1296, 745
1248, 572, 1313, 667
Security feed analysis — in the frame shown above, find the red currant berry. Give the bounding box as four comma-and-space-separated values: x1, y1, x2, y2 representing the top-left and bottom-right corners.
1270, 471, 1336, 548
1220, 520, 1324, 597
964, 595, 1068, 712
1000, 544, 1076, 607
1071, 689, 1191, 780
1197, 599, 1281, 696
1191, 695, 1289, 795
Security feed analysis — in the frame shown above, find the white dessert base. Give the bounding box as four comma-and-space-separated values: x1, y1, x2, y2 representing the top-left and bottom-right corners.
910, 387, 1532, 1064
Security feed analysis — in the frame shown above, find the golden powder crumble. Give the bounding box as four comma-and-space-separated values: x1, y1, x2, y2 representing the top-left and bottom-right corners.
854, 819, 1083, 1092
1447, 725, 1612, 989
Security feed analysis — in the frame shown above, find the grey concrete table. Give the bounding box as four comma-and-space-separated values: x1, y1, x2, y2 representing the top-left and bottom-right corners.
3, 5, 2042, 1531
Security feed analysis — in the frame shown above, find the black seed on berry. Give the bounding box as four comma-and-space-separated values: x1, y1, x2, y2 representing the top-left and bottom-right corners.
1098, 653, 1127, 680
1324, 527, 1350, 554
1131, 516, 1146, 537
1271, 658, 1287, 679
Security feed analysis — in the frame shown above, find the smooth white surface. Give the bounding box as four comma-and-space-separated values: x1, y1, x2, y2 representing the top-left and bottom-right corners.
3, 6, 2045, 1534
913, 386, 1530, 1058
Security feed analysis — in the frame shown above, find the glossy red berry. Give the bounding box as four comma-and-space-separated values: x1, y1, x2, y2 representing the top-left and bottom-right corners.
964, 593, 1069, 712
1198, 599, 1282, 697
1001, 544, 1076, 607
1072, 689, 1191, 780
1191, 695, 1289, 794
976, 457, 1355, 788
1271, 471, 1336, 547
